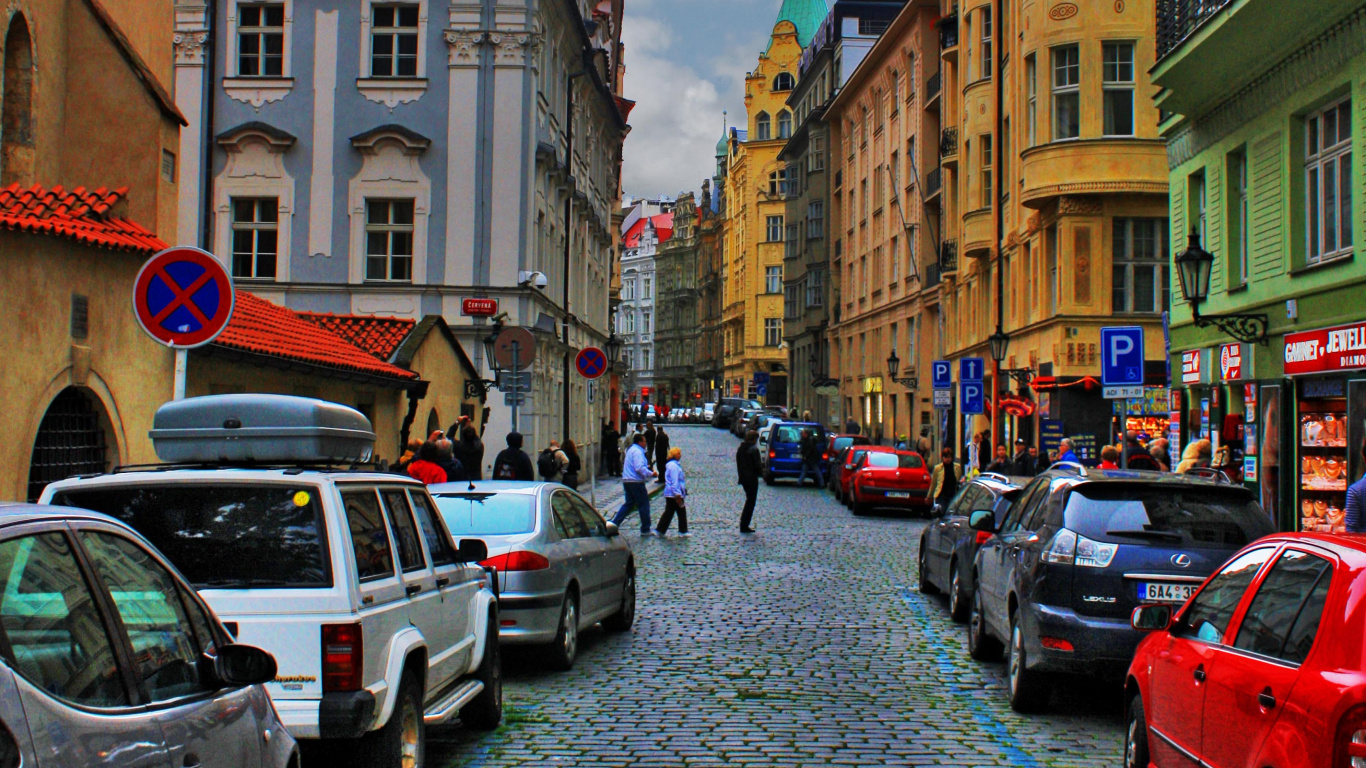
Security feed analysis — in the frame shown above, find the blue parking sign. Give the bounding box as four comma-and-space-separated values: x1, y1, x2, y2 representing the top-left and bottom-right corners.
932, 360, 952, 389
961, 381, 985, 415
1100, 326, 1145, 386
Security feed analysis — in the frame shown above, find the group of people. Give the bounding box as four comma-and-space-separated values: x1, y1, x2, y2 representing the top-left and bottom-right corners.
611, 429, 691, 536
395, 418, 486, 485
599, 420, 673, 478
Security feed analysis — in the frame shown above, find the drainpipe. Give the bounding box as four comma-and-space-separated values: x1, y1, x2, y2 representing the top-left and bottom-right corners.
991, 0, 1005, 453
201, 0, 217, 251
564, 59, 589, 442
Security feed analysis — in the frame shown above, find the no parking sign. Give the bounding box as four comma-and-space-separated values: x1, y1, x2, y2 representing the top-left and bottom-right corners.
133, 246, 235, 348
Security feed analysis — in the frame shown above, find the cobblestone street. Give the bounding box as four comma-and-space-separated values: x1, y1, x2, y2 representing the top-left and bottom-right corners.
431, 426, 1123, 767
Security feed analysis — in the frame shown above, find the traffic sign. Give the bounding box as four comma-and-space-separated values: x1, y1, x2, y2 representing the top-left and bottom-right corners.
132, 246, 235, 348
961, 381, 985, 414
756, 384, 768, 397
1101, 326, 1145, 386
931, 360, 952, 389
499, 371, 531, 391
461, 297, 499, 317
575, 347, 608, 379
587, 381, 596, 404
753, 372, 770, 386
1104, 385, 1145, 400
492, 327, 536, 370
503, 392, 526, 407
933, 389, 952, 407
960, 357, 985, 382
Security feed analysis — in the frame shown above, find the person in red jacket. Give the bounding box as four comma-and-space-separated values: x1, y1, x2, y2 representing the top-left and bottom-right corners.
407, 441, 447, 485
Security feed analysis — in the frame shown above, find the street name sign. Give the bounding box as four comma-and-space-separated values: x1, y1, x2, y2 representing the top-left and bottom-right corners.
461, 298, 499, 317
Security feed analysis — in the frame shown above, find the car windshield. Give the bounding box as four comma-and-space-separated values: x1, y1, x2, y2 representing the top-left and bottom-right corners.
1064, 485, 1274, 548
52, 484, 331, 588
775, 426, 824, 443
434, 493, 537, 536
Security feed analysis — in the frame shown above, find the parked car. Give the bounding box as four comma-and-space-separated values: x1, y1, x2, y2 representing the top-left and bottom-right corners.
1124, 532, 1363, 768
835, 446, 896, 506
45, 394, 503, 767
703, 403, 717, 422
429, 481, 635, 671
757, 419, 784, 463
732, 408, 764, 437
847, 449, 931, 515
0, 502, 297, 768
765, 405, 789, 418
714, 398, 762, 428
826, 434, 871, 495
763, 422, 828, 485
966, 466, 1275, 713
919, 475, 1024, 621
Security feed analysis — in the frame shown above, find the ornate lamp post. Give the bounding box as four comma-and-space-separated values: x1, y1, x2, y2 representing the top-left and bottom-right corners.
887, 349, 917, 389
1175, 230, 1268, 345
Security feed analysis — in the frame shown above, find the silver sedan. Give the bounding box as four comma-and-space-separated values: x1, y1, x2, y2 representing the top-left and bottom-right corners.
429, 481, 636, 670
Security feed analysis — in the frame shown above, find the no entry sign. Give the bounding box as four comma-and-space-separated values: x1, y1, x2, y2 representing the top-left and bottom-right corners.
133, 246, 235, 348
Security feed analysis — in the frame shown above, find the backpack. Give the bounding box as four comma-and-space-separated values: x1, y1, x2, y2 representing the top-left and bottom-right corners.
493, 455, 518, 480
537, 449, 560, 478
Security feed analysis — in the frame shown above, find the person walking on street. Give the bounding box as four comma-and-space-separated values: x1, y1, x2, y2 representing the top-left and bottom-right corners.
601, 422, 620, 477
1346, 440, 1366, 533
844, 417, 860, 435
644, 422, 658, 470
736, 430, 763, 533
435, 435, 466, 482
1057, 438, 1080, 465
654, 427, 671, 482
1176, 439, 1212, 474
491, 432, 535, 480
1099, 445, 1121, 470
985, 445, 1011, 474
966, 433, 983, 477
1027, 445, 1046, 475
407, 441, 448, 485
454, 426, 484, 481
395, 437, 422, 474
1009, 438, 1030, 476
930, 447, 963, 511
537, 440, 570, 483
656, 447, 689, 536
797, 429, 825, 487
1148, 437, 1171, 472
561, 440, 582, 490
613, 434, 656, 534
1123, 431, 1160, 471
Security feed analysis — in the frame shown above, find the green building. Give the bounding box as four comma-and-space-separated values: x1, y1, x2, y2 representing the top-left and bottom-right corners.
1154, 0, 1366, 532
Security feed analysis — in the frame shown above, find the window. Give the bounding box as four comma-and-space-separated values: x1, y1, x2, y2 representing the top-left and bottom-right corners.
765, 318, 782, 347
642, 310, 652, 333
1178, 547, 1275, 643
769, 169, 789, 197
980, 7, 992, 80
778, 110, 792, 140
624, 310, 636, 334
1112, 218, 1170, 313
643, 276, 653, 298
408, 491, 454, 565
343, 490, 395, 581
551, 493, 589, 538
806, 269, 823, 306
766, 265, 783, 294
1046, 225, 1058, 314
381, 490, 425, 572
370, 4, 419, 77
237, 3, 284, 77
1190, 170, 1208, 246
0, 533, 126, 706
773, 72, 795, 91
1102, 42, 1135, 136
810, 133, 826, 172
785, 284, 799, 319
161, 149, 177, 183
808, 200, 825, 239
641, 348, 651, 368
231, 198, 278, 279
1233, 550, 1332, 663
365, 199, 415, 282
622, 278, 635, 301
1306, 97, 1353, 264
1229, 150, 1249, 286
981, 135, 993, 207
1052, 45, 1080, 140
1026, 54, 1037, 147
767, 215, 784, 242
756, 111, 772, 141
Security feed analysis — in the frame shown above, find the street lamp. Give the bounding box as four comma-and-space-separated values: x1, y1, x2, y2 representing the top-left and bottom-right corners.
988, 331, 1010, 367
1175, 229, 1268, 344
887, 349, 900, 379
887, 349, 917, 389
605, 333, 623, 369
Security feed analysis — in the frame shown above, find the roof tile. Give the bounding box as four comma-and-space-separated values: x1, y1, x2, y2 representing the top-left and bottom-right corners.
297, 312, 416, 363
0, 183, 166, 254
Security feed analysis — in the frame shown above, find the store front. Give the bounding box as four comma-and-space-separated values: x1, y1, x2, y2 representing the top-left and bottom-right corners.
1173, 343, 1258, 484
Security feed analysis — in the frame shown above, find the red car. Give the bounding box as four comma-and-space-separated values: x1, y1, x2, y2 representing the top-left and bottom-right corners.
1124, 532, 1366, 768
836, 445, 895, 506
848, 450, 931, 516
826, 434, 871, 497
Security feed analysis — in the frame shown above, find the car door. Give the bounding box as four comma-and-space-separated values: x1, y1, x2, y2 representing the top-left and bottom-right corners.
549, 491, 595, 617
982, 482, 1044, 636
77, 526, 265, 768
340, 489, 407, 687
1201, 548, 1332, 768
928, 486, 975, 579
380, 489, 461, 691
409, 489, 479, 668
0, 526, 173, 768
1147, 546, 1276, 768
569, 494, 626, 623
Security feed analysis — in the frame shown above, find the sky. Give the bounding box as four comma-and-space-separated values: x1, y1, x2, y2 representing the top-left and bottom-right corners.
619, 0, 792, 201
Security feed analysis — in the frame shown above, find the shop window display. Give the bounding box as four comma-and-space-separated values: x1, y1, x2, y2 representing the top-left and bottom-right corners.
1299, 399, 1348, 533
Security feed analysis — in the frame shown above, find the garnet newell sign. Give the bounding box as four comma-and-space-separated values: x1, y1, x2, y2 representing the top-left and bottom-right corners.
133, 246, 235, 348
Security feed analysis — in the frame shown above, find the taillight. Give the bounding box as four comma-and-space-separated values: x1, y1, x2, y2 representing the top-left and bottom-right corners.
1040, 636, 1074, 652
322, 623, 363, 692
1042, 529, 1116, 568
975, 531, 993, 545
1336, 704, 1366, 767
769, 450, 776, 459
822, 452, 829, 460
480, 551, 551, 571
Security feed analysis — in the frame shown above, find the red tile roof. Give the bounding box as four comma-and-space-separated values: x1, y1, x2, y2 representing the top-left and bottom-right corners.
623, 213, 674, 248
0, 184, 166, 253
297, 312, 416, 363
215, 292, 419, 381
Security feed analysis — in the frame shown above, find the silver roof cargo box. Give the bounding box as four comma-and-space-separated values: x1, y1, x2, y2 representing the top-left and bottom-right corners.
150, 395, 376, 464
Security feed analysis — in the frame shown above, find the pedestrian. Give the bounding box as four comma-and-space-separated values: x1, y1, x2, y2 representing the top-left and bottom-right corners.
491, 432, 535, 480
844, 417, 860, 435
1149, 437, 1171, 472
916, 431, 932, 458
613, 433, 656, 535
1124, 431, 1160, 471
656, 447, 689, 537
601, 421, 620, 477
736, 429, 763, 533
407, 441, 448, 485
654, 426, 671, 480
978, 431, 992, 467
1175, 439, 1212, 474
435, 436, 466, 481
1009, 438, 1030, 475
1346, 439, 1366, 533
1099, 445, 1121, 470
561, 439, 582, 490
801, 409, 812, 422
395, 437, 422, 474
645, 422, 658, 470
985, 445, 1011, 473
1027, 445, 1046, 475
537, 440, 570, 482
966, 433, 982, 476
797, 428, 825, 488
453, 425, 485, 481
1057, 438, 1080, 465
930, 447, 963, 511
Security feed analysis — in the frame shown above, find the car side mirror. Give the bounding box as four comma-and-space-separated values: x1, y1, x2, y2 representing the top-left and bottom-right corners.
456, 538, 489, 563
604, 521, 621, 538
211, 644, 277, 687
968, 510, 995, 532
1131, 605, 1173, 632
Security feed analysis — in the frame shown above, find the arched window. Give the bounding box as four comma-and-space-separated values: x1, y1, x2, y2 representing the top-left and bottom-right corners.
2, 14, 36, 187
28, 388, 111, 502
755, 111, 771, 141
773, 72, 795, 92
778, 110, 792, 139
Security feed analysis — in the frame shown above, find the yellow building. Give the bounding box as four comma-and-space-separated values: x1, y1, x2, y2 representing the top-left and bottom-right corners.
721, 0, 827, 404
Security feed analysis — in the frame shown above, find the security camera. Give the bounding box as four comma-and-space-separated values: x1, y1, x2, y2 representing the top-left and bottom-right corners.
518, 270, 549, 290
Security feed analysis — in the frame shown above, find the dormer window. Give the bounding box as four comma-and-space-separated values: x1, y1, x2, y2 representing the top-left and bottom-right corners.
774, 72, 795, 92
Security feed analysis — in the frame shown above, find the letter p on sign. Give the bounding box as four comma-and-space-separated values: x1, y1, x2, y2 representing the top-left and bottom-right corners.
1101, 326, 1145, 386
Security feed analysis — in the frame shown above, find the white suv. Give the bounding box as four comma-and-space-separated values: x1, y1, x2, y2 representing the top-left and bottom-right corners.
43, 395, 500, 768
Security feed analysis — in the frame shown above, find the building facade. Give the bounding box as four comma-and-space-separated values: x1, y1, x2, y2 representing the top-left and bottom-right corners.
654, 193, 701, 405
696, 173, 726, 403
173, 0, 628, 458
617, 196, 673, 399
1155, 0, 1366, 531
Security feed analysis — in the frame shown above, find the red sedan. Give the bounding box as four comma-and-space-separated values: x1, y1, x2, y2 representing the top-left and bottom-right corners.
1124, 532, 1366, 768
848, 450, 931, 516
836, 445, 894, 506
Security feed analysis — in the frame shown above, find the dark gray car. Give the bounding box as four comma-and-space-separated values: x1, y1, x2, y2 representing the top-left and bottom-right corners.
918, 474, 1024, 622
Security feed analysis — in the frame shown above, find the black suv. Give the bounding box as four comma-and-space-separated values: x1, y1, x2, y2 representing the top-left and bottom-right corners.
713, 397, 761, 428
919, 473, 1023, 622
967, 467, 1274, 712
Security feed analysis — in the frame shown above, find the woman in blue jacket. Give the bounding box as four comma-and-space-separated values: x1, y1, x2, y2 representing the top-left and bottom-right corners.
656, 447, 689, 537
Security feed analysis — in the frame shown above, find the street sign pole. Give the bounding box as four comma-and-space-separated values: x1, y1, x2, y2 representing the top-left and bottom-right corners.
174, 348, 188, 401
511, 342, 520, 433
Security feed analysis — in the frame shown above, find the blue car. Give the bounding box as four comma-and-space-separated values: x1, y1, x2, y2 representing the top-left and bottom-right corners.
762, 422, 828, 485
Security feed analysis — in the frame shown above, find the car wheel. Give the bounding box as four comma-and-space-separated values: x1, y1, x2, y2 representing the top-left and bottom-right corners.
460, 617, 502, 730
1007, 612, 1051, 713
949, 560, 969, 623
547, 592, 579, 671
358, 669, 423, 768
968, 586, 1003, 661
602, 568, 636, 632
1124, 694, 1151, 768
917, 547, 938, 594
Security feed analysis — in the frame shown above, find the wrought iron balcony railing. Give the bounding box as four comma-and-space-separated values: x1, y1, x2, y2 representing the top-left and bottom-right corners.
925, 167, 942, 197
923, 261, 941, 289
940, 127, 958, 158
938, 13, 958, 51
940, 239, 958, 273
926, 71, 942, 101
1157, 0, 1233, 60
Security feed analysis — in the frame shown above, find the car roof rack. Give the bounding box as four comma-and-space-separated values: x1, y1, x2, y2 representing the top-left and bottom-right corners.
1049, 461, 1089, 478
106, 459, 394, 476
1181, 466, 1232, 485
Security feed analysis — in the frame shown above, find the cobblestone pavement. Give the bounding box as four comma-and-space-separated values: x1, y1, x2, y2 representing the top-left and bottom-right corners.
430, 425, 1124, 767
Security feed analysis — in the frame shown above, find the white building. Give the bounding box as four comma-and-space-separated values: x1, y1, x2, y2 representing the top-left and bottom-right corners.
618, 197, 673, 400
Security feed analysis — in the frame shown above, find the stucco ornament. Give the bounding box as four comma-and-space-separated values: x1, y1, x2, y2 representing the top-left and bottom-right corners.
445, 29, 486, 65
173, 30, 210, 65
1049, 3, 1079, 20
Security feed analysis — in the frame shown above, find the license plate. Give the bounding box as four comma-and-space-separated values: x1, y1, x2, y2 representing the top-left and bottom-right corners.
886, 491, 910, 499
1139, 582, 1197, 604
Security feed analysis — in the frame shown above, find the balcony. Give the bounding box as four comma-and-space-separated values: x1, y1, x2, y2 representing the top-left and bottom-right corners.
924, 167, 942, 200
923, 261, 941, 289
937, 12, 958, 59
925, 71, 942, 109
939, 127, 958, 166
1019, 139, 1168, 209
940, 239, 958, 274
1157, 0, 1233, 60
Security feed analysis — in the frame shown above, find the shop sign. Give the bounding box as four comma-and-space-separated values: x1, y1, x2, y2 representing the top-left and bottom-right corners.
1181, 350, 1205, 385
1219, 343, 1248, 381
1244, 384, 1258, 422
862, 376, 883, 395
1244, 456, 1258, 483
1284, 321, 1366, 375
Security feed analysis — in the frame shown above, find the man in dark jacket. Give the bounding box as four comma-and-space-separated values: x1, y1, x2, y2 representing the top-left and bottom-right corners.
1009, 438, 1031, 476
654, 427, 671, 481
1124, 431, 1160, 471
844, 418, 861, 435
736, 430, 764, 533
452, 426, 484, 481
435, 437, 465, 482
491, 432, 534, 480
644, 422, 658, 470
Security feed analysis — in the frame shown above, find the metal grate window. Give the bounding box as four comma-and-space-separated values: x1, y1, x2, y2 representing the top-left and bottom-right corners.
27, 388, 108, 502
70, 294, 88, 339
